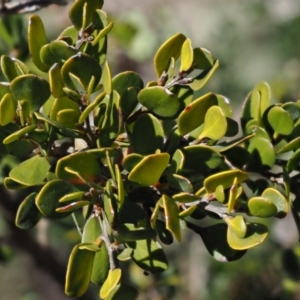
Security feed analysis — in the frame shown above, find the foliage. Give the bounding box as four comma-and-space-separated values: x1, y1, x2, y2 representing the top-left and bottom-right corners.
1, 0, 300, 299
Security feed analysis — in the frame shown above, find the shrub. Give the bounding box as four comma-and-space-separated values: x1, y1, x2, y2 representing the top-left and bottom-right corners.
1, 0, 300, 299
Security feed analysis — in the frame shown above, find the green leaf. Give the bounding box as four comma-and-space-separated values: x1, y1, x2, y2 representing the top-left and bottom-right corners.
195, 224, 246, 262
241, 81, 271, 126
9, 156, 50, 186
28, 15, 49, 72
180, 38, 193, 73
106, 282, 138, 300
50, 97, 81, 129
189, 59, 219, 91
132, 113, 164, 155
162, 195, 181, 242
65, 244, 96, 297
115, 164, 125, 209
92, 21, 114, 46
69, 0, 104, 30
117, 248, 133, 261
3, 124, 36, 145
247, 137, 275, 171
276, 137, 300, 154
224, 216, 247, 239
114, 224, 157, 243
10, 74, 50, 112
0, 93, 16, 126
227, 223, 268, 250
82, 215, 110, 285
128, 153, 170, 186
101, 60, 112, 95
167, 174, 193, 193
178, 93, 218, 136
199, 106, 227, 140
138, 86, 180, 118
56, 152, 101, 184
154, 33, 186, 78
112, 71, 143, 118
49, 40, 77, 61
55, 200, 90, 213
267, 106, 294, 135
128, 239, 168, 273
287, 148, 300, 173
35, 179, 80, 219
1, 56, 28, 81
204, 169, 248, 194
156, 219, 173, 245
100, 268, 122, 299
192, 48, 214, 70
15, 192, 41, 229
61, 52, 102, 92
49, 63, 65, 98
122, 153, 144, 173
180, 145, 223, 174
262, 188, 289, 218
248, 197, 278, 218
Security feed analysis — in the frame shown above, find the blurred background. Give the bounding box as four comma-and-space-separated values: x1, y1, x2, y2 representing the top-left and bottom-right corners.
1, 0, 300, 299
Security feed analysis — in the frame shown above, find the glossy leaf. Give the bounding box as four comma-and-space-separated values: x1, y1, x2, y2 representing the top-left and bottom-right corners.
189, 59, 219, 91
56, 152, 101, 184
138, 86, 180, 118
180, 38, 193, 73
156, 219, 173, 245
132, 113, 164, 155
199, 106, 227, 140
162, 195, 181, 242
178, 93, 218, 136
227, 223, 268, 250
128, 153, 170, 186
10, 75, 50, 112
173, 192, 198, 203
0, 93, 15, 126
267, 106, 294, 135
181, 145, 223, 173
154, 33, 186, 78
122, 153, 144, 173
100, 268, 122, 299
248, 197, 278, 218
65, 244, 95, 297
9, 156, 50, 186
247, 137, 275, 171
224, 216, 247, 239
69, 0, 104, 30
15, 192, 41, 229
128, 239, 168, 273
227, 177, 239, 213
117, 248, 133, 261
167, 174, 193, 193
204, 169, 248, 194
288, 151, 300, 178
49, 63, 65, 98
61, 52, 102, 92
50, 97, 81, 128
1, 56, 27, 81
262, 188, 289, 218
106, 282, 138, 300
28, 15, 49, 72
82, 215, 110, 285
35, 179, 79, 219
112, 71, 143, 118
196, 224, 246, 262
241, 81, 271, 125
114, 224, 157, 243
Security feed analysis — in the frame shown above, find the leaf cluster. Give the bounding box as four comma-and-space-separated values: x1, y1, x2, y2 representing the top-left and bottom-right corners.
0, 0, 300, 299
